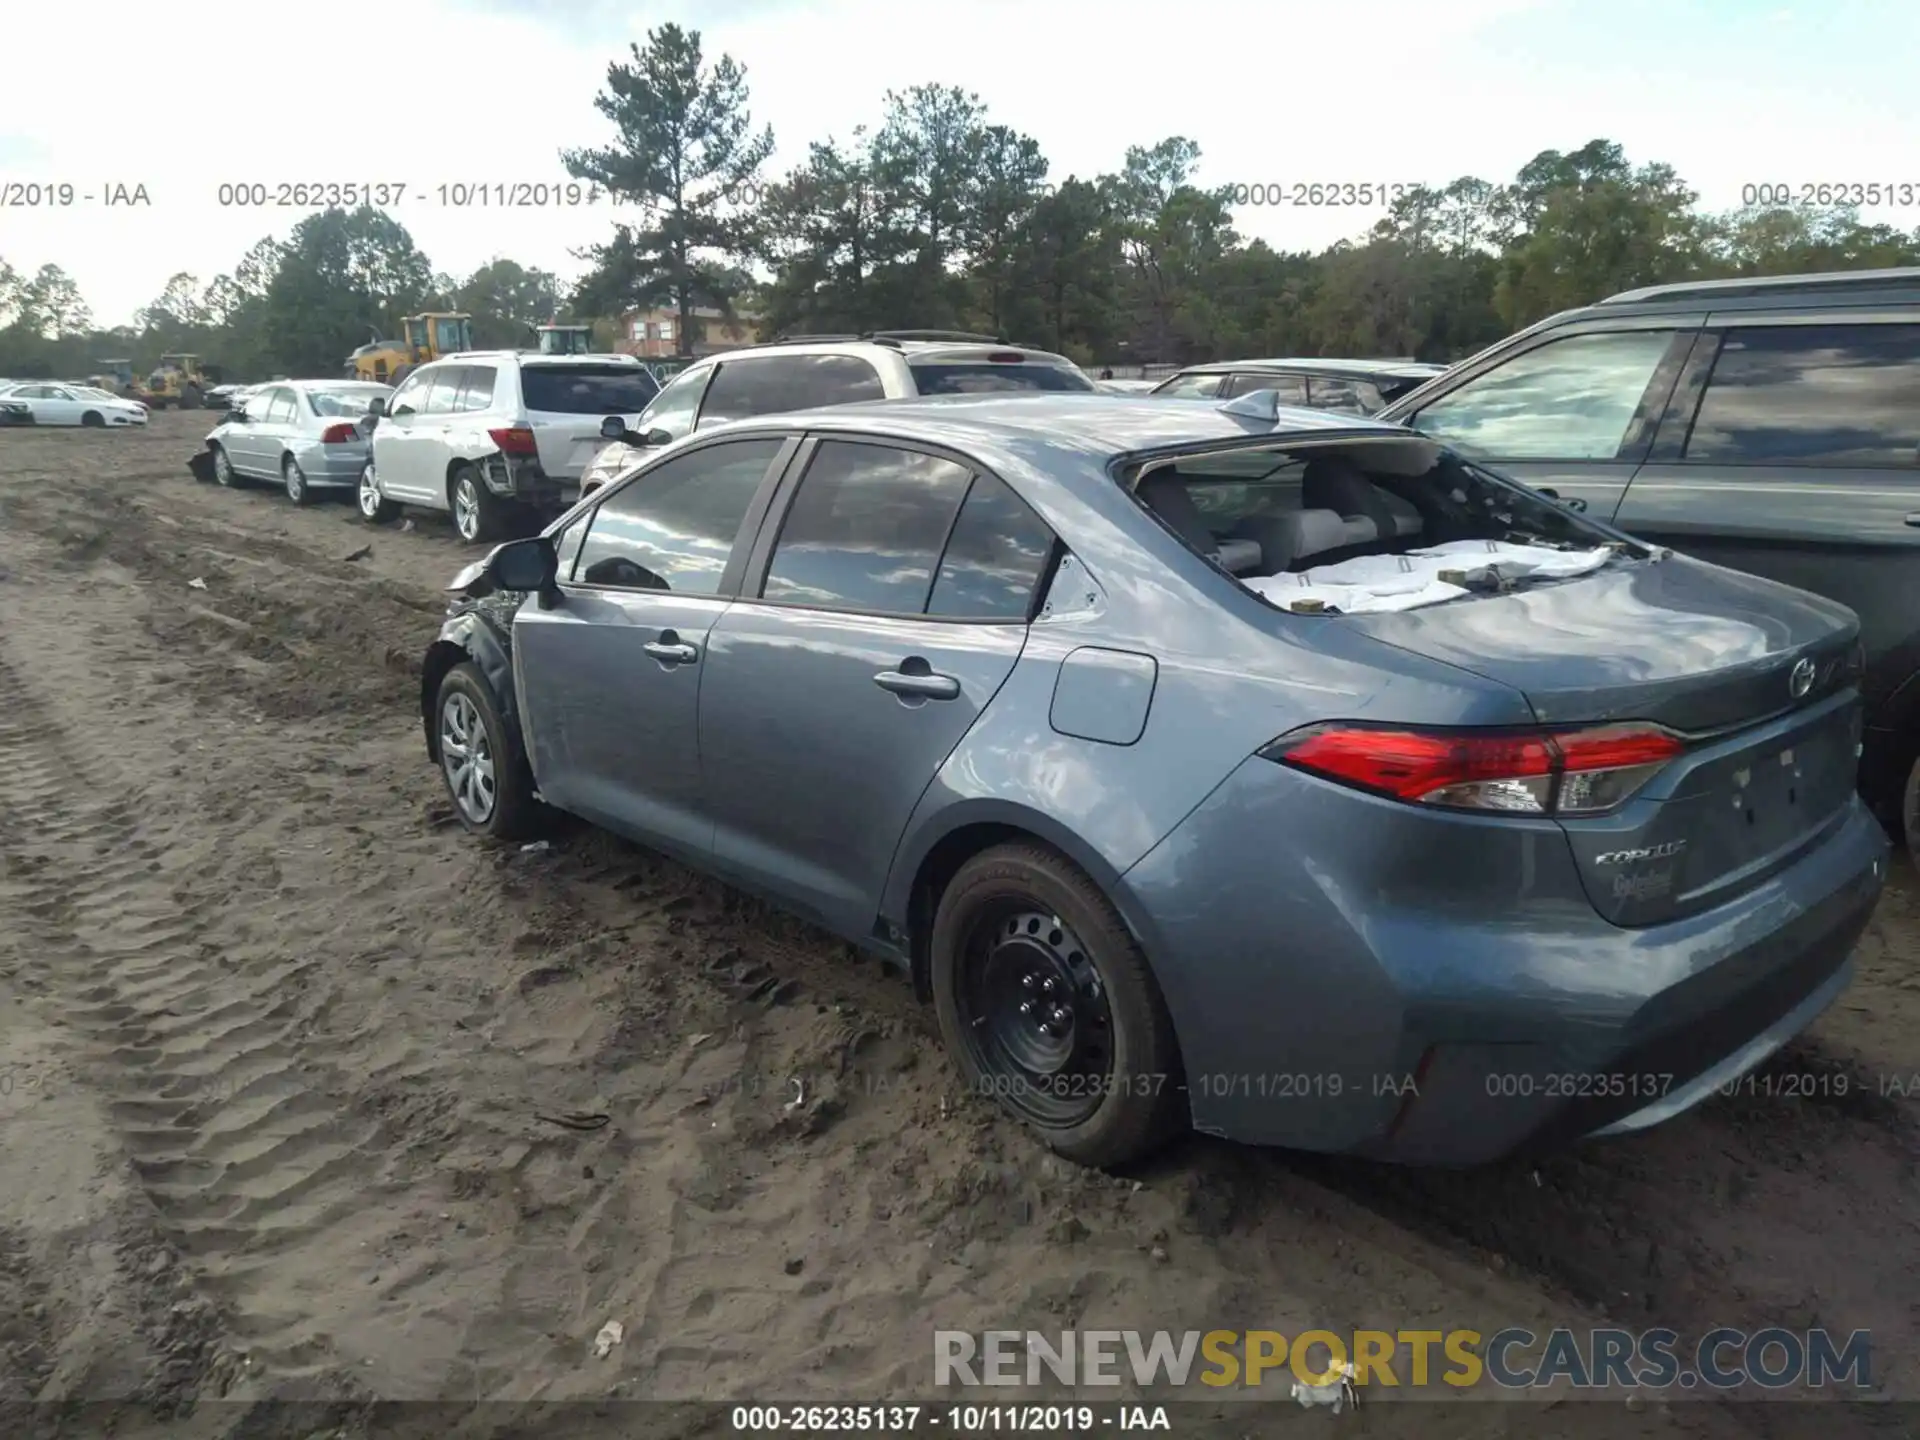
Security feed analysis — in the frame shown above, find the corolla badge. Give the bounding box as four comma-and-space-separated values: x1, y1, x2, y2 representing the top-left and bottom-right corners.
1594, 840, 1687, 866
1789, 657, 1816, 699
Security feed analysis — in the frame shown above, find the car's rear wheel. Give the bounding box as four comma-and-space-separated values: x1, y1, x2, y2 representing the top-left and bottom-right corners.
450, 465, 504, 544
931, 843, 1186, 1168
358, 461, 399, 523
1902, 756, 1920, 858
283, 455, 314, 506
81, 411, 105, 428
435, 663, 541, 841
211, 444, 241, 487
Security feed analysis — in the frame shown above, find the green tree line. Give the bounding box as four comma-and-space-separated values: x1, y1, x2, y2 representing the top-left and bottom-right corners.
6, 22, 1919, 381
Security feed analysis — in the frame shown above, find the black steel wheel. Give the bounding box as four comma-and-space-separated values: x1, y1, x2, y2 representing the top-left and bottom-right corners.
931, 842, 1185, 1167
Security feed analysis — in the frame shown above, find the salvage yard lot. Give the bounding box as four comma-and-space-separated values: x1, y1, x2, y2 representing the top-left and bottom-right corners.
0, 409, 1916, 1432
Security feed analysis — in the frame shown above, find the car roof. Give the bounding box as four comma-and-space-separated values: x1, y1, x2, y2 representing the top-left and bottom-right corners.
698, 392, 1405, 470
704, 337, 1080, 367
1170, 357, 1446, 380
429, 350, 643, 366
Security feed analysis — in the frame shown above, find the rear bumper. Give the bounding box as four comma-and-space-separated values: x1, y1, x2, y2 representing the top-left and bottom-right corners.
479, 454, 576, 510
1119, 757, 1888, 1164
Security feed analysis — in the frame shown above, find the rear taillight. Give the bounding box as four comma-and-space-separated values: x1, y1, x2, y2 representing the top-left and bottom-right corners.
1262, 722, 1684, 816
320, 422, 359, 443
488, 425, 537, 456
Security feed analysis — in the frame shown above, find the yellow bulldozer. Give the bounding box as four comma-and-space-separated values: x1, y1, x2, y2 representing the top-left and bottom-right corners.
347, 312, 474, 385
140, 354, 222, 410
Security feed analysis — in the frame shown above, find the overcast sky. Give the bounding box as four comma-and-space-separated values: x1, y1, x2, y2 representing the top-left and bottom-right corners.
4, 0, 1917, 327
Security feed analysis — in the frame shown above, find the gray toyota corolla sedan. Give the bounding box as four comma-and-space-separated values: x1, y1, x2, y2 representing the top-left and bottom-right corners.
418, 391, 1888, 1168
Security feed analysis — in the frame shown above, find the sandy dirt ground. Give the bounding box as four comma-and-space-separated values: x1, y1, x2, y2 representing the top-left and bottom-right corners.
0, 410, 1915, 1437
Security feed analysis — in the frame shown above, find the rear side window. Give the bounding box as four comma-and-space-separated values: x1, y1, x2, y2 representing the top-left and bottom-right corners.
520, 364, 659, 415
1230, 373, 1306, 403
1683, 324, 1920, 467
699, 355, 886, 425
456, 366, 496, 412
573, 438, 783, 593
761, 441, 974, 613
1306, 376, 1374, 414
910, 363, 1093, 394
926, 474, 1055, 620
1153, 372, 1227, 399
1410, 329, 1681, 460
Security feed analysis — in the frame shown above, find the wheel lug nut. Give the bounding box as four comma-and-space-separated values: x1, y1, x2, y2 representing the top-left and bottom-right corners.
1022, 973, 1038, 990
1018, 1000, 1034, 1015
1050, 1006, 1069, 1026
1041, 979, 1056, 994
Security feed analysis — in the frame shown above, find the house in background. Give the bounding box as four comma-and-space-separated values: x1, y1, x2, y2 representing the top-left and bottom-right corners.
617, 305, 764, 359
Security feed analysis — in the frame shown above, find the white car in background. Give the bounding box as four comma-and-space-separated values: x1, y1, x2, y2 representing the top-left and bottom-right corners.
0, 380, 148, 427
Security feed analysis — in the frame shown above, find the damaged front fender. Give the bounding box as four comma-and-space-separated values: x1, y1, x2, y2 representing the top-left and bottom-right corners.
420, 597, 523, 763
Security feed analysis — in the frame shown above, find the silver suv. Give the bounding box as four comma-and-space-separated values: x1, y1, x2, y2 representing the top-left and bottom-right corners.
360, 351, 660, 541
580, 331, 1094, 494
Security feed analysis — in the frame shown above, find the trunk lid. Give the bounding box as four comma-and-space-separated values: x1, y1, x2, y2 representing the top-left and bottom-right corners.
1349, 553, 1865, 925
517, 361, 660, 481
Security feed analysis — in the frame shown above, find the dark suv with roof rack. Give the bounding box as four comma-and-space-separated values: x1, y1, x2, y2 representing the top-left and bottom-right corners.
1375, 267, 1920, 847
578, 330, 1094, 494
1149, 358, 1447, 414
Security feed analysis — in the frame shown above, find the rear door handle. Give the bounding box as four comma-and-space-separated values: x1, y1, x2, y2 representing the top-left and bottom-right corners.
643, 640, 698, 663
874, 669, 960, 700
1905, 513, 1920, 527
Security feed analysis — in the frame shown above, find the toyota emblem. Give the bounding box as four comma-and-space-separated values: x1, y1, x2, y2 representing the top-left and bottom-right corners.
1789, 658, 1816, 699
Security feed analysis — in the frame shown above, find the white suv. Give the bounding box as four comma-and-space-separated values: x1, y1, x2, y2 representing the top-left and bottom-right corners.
579, 332, 1094, 495
359, 351, 660, 542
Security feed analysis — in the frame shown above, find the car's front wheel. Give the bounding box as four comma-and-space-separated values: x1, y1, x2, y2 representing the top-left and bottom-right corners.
931, 843, 1186, 1168
434, 663, 541, 841
212, 444, 241, 487
81, 411, 105, 428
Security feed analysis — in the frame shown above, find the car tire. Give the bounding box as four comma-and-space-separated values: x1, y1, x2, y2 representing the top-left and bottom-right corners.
358, 461, 399, 523
211, 443, 243, 488
930, 842, 1186, 1168
81, 411, 105, 428
434, 663, 541, 841
283, 455, 315, 506
1903, 755, 1920, 857
449, 465, 504, 545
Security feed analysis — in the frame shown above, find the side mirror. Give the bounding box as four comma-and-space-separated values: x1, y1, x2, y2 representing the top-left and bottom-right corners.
368, 396, 387, 417
489, 535, 559, 594
642, 428, 671, 447
228, 408, 249, 422
599, 414, 629, 441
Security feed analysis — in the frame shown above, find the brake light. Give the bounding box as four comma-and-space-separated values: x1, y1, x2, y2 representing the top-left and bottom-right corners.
986, 351, 1025, 363
1262, 722, 1684, 815
320, 422, 359, 443
488, 425, 537, 456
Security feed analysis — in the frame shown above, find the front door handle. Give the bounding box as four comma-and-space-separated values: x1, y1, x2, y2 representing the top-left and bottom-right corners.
874, 668, 960, 700
643, 639, 698, 664
1904, 513, 1920, 527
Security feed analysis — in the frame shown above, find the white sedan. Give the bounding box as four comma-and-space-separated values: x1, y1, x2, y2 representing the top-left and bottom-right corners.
0, 381, 148, 427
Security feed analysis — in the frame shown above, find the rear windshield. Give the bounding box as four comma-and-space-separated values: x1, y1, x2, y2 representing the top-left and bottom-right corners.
519, 364, 660, 414
306, 387, 388, 417
910, 363, 1095, 395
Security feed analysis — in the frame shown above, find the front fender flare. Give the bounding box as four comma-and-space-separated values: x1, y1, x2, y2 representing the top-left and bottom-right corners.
421, 613, 521, 763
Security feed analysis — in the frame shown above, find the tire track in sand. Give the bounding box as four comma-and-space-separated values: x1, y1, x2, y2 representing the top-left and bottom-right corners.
0, 644, 380, 1381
